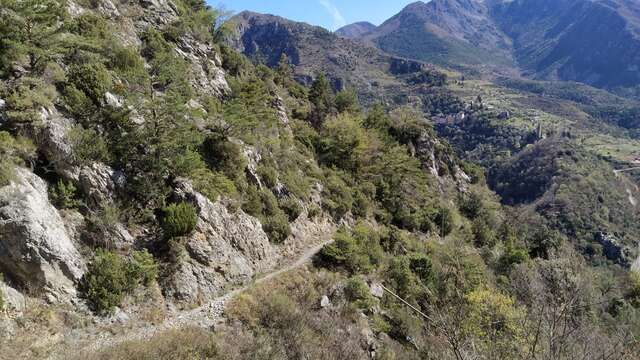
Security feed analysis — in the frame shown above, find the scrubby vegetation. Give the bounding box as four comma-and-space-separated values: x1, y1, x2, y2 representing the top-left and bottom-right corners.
1, 0, 640, 359
161, 203, 198, 239
82, 249, 158, 314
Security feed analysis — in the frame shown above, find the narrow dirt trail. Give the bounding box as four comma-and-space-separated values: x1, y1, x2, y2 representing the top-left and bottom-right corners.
81, 239, 334, 355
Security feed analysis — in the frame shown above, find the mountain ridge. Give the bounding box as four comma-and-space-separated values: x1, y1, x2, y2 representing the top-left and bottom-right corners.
335, 21, 377, 39
339, 0, 640, 91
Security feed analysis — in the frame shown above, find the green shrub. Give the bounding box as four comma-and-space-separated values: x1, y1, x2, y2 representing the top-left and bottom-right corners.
320, 225, 384, 274
307, 204, 321, 219
162, 203, 198, 238
0, 282, 4, 311
67, 126, 111, 165
472, 217, 496, 248
322, 173, 353, 220
408, 253, 434, 287
0, 161, 16, 187
0, 131, 36, 186
344, 276, 375, 309
434, 206, 454, 237
201, 133, 247, 181
63, 84, 95, 117
82, 250, 136, 313
242, 185, 264, 217
371, 314, 392, 334
352, 190, 372, 219
388, 257, 422, 300
334, 88, 360, 114
129, 250, 159, 287
498, 245, 529, 273
67, 63, 113, 105
110, 46, 142, 72
2, 77, 56, 125
259, 188, 280, 217
190, 168, 238, 201
318, 113, 370, 171
262, 213, 291, 243
459, 192, 484, 220
69, 12, 109, 39
257, 164, 278, 189
279, 196, 302, 221
49, 179, 80, 209
82, 249, 158, 314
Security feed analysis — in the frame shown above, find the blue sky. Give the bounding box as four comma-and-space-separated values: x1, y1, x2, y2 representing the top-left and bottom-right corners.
209, 0, 422, 31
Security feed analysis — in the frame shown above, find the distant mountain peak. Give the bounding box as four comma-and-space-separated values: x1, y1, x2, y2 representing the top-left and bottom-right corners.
335, 21, 377, 39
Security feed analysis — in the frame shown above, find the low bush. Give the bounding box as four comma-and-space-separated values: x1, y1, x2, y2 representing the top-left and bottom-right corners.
320, 225, 384, 274
49, 179, 80, 209
459, 192, 485, 220
82, 249, 159, 314
322, 173, 353, 220
279, 196, 302, 221
434, 206, 454, 237
82, 250, 135, 313
0, 282, 4, 311
80, 327, 221, 360
67, 126, 111, 165
129, 250, 159, 287
257, 163, 278, 189
161, 202, 198, 238
344, 276, 375, 310
67, 63, 113, 105
0, 161, 16, 187
2, 77, 56, 126
262, 213, 291, 243
0, 131, 36, 186
388, 256, 423, 300
307, 204, 321, 219
201, 133, 247, 181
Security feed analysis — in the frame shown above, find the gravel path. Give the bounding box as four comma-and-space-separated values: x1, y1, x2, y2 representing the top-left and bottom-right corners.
83, 239, 333, 354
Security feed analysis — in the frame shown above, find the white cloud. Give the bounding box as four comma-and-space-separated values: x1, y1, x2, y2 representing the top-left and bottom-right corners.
319, 0, 347, 30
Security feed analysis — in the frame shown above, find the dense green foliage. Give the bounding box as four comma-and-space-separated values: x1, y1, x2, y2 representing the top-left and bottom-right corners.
82, 249, 158, 313
49, 179, 80, 209
161, 203, 198, 239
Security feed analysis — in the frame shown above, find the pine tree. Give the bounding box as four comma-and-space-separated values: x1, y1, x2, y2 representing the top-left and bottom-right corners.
308, 73, 334, 127
275, 53, 293, 85
0, 0, 68, 75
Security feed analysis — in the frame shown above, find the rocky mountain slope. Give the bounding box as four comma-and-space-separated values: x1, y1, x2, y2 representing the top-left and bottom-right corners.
361, 0, 515, 70
492, 0, 640, 90
2, 0, 640, 359
231, 11, 455, 108
344, 0, 640, 92
335, 21, 376, 39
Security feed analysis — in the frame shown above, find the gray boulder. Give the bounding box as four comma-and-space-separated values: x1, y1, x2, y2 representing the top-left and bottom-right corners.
370, 282, 384, 299
0, 168, 85, 302
78, 163, 125, 206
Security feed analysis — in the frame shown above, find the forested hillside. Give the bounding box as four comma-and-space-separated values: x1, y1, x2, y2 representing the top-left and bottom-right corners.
0, 1, 639, 359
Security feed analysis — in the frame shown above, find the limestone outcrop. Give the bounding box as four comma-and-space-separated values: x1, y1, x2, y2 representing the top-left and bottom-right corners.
0, 168, 85, 302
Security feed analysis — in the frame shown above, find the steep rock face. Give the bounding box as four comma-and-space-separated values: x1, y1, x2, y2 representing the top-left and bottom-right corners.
175, 35, 230, 98
31, 107, 125, 207
0, 168, 85, 302
163, 180, 278, 303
